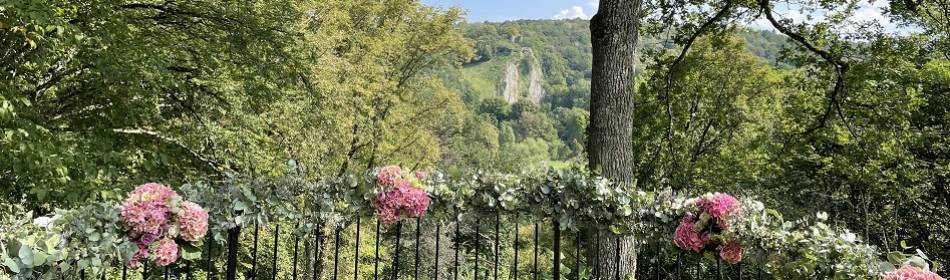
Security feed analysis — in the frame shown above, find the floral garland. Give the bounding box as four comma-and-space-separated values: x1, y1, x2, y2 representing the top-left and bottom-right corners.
2, 167, 946, 279
371, 166, 431, 224
120, 183, 209, 267
672, 193, 744, 264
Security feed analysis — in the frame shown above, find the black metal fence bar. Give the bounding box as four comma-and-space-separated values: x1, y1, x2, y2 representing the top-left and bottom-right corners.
533, 223, 539, 280
252, 223, 260, 280
553, 221, 561, 280
273, 225, 280, 280
415, 218, 421, 280
333, 226, 340, 280
200, 214, 772, 280
226, 227, 240, 280
454, 216, 460, 280
354, 217, 361, 280
474, 218, 480, 280
493, 214, 499, 280
393, 221, 403, 280
513, 219, 519, 280
374, 220, 381, 280
574, 231, 580, 280
293, 224, 300, 280
434, 224, 441, 280
315, 225, 324, 280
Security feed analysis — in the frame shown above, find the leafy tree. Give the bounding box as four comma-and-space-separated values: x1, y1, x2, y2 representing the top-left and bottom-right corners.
0, 0, 298, 208
477, 96, 512, 121
0, 0, 474, 211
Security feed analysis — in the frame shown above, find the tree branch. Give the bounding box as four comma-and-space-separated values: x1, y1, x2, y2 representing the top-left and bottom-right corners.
758, 0, 850, 136
661, 0, 733, 189
111, 128, 226, 176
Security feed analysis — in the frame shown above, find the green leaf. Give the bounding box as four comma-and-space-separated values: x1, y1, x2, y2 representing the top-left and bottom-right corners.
180, 243, 202, 261
33, 251, 48, 267
77, 259, 89, 269
45, 236, 60, 251
887, 251, 906, 265
3, 256, 19, 273
904, 256, 930, 271
877, 261, 897, 272
18, 246, 33, 267
233, 200, 248, 211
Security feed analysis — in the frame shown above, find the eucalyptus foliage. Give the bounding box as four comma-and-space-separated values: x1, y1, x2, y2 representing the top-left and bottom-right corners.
0, 168, 908, 279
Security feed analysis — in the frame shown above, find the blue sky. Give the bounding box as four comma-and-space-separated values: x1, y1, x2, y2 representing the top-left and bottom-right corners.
420, 0, 904, 33
421, 0, 600, 22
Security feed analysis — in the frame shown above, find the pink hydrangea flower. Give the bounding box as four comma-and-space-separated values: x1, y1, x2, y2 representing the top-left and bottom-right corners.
394, 178, 412, 189
414, 171, 428, 180
128, 183, 177, 202
674, 216, 708, 252
884, 266, 945, 280
120, 182, 206, 267
404, 187, 430, 217
151, 238, 179, 267
718, 241, 743, 264
121, 183, 177, 235
376, 166, 402, 187
375, 207, 399, 225
372, 184, 430, 224
178, 201, 209, 242
702, 193, 741, 219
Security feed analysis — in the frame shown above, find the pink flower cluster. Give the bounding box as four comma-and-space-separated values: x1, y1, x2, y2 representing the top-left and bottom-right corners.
674, 215, 708, 253
695, 193, 741, 229
121, 183, 209, 267
718, 241, 743, 264
152, 238, 180, 267
178, 201, 210, 242
673, 193, 744, 264
372, 166, 430, 224
884, 266, 945, 280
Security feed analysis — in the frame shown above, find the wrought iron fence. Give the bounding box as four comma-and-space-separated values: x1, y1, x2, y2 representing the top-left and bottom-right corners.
77, 213, 769, 280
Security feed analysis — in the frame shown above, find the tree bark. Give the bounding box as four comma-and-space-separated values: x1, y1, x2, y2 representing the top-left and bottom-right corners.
587, 0, 643, 279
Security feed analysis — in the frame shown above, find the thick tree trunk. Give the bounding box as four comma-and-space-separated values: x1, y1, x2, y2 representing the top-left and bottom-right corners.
587, 0, 643, 279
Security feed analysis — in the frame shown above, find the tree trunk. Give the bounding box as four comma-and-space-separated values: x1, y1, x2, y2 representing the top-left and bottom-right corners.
587, 0, 643, 279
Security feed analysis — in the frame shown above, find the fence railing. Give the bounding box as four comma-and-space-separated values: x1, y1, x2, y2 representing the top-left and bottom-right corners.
77, 213, 769, 280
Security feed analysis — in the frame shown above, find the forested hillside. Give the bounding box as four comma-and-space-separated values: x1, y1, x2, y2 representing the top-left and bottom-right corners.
438, 18, 950, 267
436, 20, 792, 170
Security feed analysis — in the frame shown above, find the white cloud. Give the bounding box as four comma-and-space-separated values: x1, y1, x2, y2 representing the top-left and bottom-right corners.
587, 0, 599, 14
850, 2, 898, 31
745, 0, 912, 34
587, 0, 599, 9
554, 5, 590, 20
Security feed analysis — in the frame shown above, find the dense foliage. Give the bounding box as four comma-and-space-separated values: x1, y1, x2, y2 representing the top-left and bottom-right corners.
0, 0, 472, 209
1, 0, 948, 278
0, 169, 900, 279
